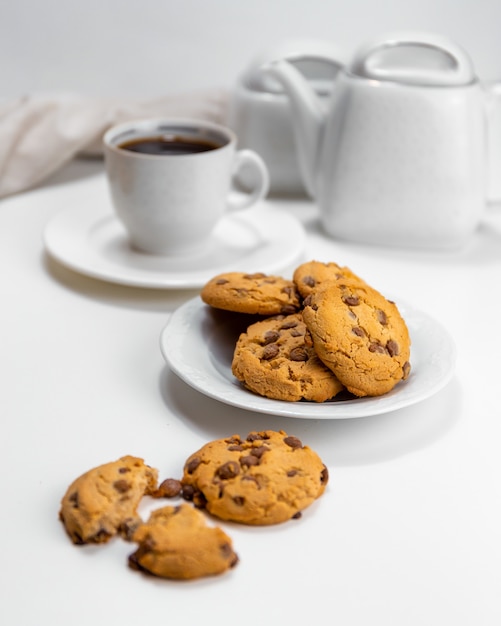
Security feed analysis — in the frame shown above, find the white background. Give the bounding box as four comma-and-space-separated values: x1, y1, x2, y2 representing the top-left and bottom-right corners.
1, 0, 501, 99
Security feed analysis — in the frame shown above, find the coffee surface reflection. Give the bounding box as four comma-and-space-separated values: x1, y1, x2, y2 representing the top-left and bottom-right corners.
118, 135, 222, 156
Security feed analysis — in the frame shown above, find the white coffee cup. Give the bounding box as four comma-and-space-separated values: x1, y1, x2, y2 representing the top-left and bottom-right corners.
103, 118, 269, 255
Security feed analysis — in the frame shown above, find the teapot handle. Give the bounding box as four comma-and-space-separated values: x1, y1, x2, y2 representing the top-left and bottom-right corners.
350, 31, 475, 86
244, 39, 346, 93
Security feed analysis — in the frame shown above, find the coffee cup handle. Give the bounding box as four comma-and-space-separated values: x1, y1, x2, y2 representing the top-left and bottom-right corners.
227, 149, 270, 210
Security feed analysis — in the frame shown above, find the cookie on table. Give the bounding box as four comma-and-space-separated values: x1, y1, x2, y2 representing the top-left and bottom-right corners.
59, 456, 158, 545
293, 260, 365, 298
181, 430, 329, 525
128, 504, 238, 580
302, 280, 411, 397
231, 312, 344, 402
201, 271, 300, 315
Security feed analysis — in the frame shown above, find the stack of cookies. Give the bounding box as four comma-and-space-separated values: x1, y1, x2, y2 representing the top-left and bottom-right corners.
201, 261, 411, 401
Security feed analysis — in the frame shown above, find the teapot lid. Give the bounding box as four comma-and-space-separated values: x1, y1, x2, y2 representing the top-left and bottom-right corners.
241, 39, 346, 94
349, 32, 476, 86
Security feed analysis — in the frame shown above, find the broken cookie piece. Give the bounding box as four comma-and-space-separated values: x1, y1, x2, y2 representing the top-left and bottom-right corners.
59, 455, 158, 544
129, 504, 238, 580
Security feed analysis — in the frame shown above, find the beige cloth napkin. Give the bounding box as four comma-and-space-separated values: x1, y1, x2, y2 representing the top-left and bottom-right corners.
0, 89, 229, 199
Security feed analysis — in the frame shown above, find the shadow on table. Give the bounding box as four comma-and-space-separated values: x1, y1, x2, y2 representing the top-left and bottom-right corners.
302, 201, 501, 267
43, 253, 198, 313
158, 365, 461, 468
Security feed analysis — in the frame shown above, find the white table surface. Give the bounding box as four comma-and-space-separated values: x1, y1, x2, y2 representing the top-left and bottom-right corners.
1, 157, 501, 625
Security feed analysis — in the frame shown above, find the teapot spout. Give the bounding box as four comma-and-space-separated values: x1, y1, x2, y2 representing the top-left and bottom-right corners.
261, 59, 326, 198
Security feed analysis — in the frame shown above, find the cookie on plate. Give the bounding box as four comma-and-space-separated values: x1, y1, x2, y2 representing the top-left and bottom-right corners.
232, 313, 344, 402
293, 260, 364, 298
302, 280, 411, 397
201, 272, 300, 315
59, 456, 158, 545
181, 430, 329, 525
128, 504, 238, 580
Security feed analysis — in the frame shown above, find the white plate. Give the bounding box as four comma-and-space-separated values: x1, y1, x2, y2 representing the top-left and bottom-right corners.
43, 200, 306, 289
160, 297, 456, 419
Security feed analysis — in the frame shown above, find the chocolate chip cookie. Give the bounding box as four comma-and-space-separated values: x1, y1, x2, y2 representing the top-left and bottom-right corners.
293, 260, 364, 298
128, 504, 239, 580
302, 280, 411, 397
181, 430, 329, 525
201, 272, 300, 315
231, 313, 344, 402
59, 456, 158, 545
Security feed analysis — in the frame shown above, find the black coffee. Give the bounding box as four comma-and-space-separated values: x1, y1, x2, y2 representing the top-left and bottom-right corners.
118, 135, 222, 155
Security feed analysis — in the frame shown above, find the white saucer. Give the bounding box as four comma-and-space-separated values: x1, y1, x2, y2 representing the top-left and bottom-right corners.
43, 200, 306, 289
160, 297, 456, 419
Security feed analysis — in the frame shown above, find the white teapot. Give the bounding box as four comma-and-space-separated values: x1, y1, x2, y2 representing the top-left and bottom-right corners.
263, 32, 501, 248
228, 39, 345, 195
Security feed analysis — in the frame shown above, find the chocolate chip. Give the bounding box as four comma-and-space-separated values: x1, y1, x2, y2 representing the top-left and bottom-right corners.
118, 467, 131, 474
219, 542, 239, 567
242, 475, 260, 486
91, 528, 111, 543
386, 339, 399, 357
262, 330, 280, 345
69, 491, 79, 509
287, 470, 298, 477
72, 532, 84, 545
193, 491, 208, 509
289, 347, 308, 362
369, 342, 386, 354
232, 496, 245, 506
120, 517, 141, 540
292, 511, 302, 519
280, 319, 298, 330
290, 328, 302, 337
284, 436, 303, 449
262, 343, 279, 360
186, 457, 201, 474
303, 295, 313, 307
303, 275, 316, 287
215, 278, 229, 285
225, 435, 242, 445
217, 461, 240, 480
280, 304, 297, 315
155, 478, 182, 498
377, 310, 388, 325
352, 326, 366, 338
240, 455, 260, 467
282, 285, 296, 298
220, 542, 234, 558
403, 361, 411, 379
227, 444, 244, 451
181, 484, 195, 500
246, 432, 270, 441
343, 294, 360, 306
128, 552, 141, 571
129, 537, 156, 570
113, 479, 130, 493
321, 465, 329, 485
250, 445, 269, 458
